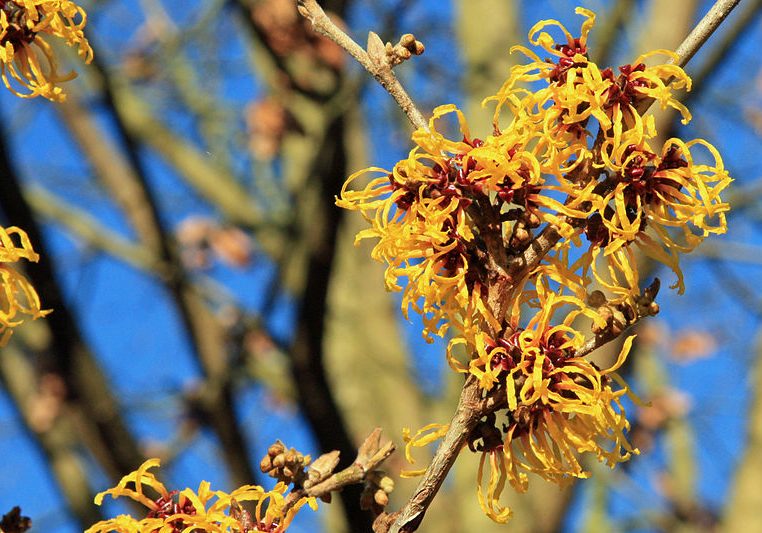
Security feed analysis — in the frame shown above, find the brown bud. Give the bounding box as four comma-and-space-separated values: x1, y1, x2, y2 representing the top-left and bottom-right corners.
525, 211, 541, 228
306, 450, 340, 488
367, 31, 387, 68
296, 4, 309, 18
400, 33, 416, 47
377, 474, 394, 493
587, 290, 606, 307
592, 305, 613, 335
610, 308, 627, 336
510, 227, 531, 248
374, 489, 389, 507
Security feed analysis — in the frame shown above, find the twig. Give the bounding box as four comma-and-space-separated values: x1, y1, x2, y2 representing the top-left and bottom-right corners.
303, 435, 394, 502
25, 184, 164, 274
276, 428, 395, 516
385, 375, 483, 533
296, 0, 428, 131
680, 0, 762, 107
632, 0, 739, 114
672, 0, 742, 68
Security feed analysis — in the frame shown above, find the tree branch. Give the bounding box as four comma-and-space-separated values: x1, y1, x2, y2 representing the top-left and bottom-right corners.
296, 0, 427, 130
673, 0, 741, 68
0, 113, 146, 493
384, 375, 484, 533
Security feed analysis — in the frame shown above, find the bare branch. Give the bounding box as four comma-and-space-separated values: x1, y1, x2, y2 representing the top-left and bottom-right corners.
385, 375, 484, 533
304, 430, 394, 502
296, 0, 428, 130
673, 0, 741, 68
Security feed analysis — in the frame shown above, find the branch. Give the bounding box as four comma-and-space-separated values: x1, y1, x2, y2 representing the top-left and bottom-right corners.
299, 428, 394, 508
384, 375, 484, 533
677, 0, 762, 109
0, 114, 146, 494
75, 50, 261, 488
673, 0, 741, 68
296, 0, 428, 131
380, 2, 739, 529
25, 185, 163, 273
576, 278, 661, 359
254, 429, 395, 528
328, 1, 740, 531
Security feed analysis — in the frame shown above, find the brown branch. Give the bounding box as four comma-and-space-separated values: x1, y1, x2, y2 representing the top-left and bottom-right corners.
0, 341, 104, 528
25, 185, 163, 273
69, 50, 260, 488
286, 113, 376, 531
634, 0, 742, 117
676, 0, 762, 110
235, 3, 384, 529
384, 375, 484, 533
283, 428, 395, 515
296, 0, 428, 131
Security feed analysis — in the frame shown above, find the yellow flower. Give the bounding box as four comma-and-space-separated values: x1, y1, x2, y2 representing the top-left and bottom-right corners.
467, 290, 637, 521
481, 5, 730, 295
338, 3, 732, 526
0, 0, 92, 101
487, 8, 602, 152
87, 459, 317, 533
0, 225, 49, 345
337, 104, 494, 340
586, 135, 731, 292
595, 50, 691, 157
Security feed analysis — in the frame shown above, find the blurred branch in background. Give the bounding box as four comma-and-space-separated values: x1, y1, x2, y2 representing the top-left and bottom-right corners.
722, 336, 762, 532
0, 122, 140, 528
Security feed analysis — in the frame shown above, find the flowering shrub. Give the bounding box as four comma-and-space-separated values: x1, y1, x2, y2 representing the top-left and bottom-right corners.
338, 7, 730, 522
0, 1, 734, 530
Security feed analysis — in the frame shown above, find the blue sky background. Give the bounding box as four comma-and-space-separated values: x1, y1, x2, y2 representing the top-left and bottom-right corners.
1, 0, 760, 531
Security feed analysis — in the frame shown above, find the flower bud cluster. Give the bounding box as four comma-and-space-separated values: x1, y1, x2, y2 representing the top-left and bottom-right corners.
260, 440, 312, 486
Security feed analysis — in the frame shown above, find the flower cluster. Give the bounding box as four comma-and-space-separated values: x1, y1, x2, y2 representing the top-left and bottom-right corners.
467, 282, 638, 521
86, 459, 317, 533
0, 0, 92, 101
0, 225, 48, 345
338, 7, 730, 523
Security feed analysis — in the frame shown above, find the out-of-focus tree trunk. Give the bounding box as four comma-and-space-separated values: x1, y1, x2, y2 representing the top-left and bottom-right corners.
721, 335, 762, 532
0, 121, 145, 528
